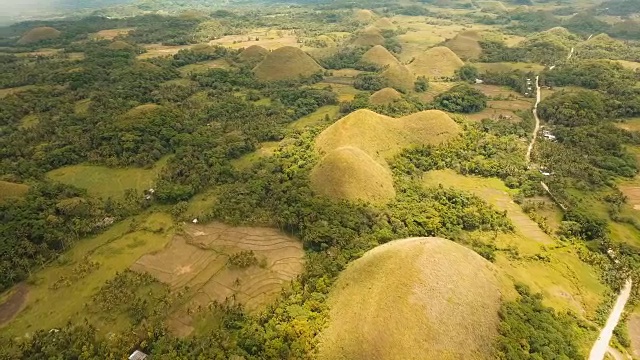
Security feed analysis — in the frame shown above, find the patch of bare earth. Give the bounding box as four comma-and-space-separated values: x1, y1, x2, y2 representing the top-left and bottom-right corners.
620, 186, 640, 210
630, 313, 640, 358
0, 284, 29, 327
131, 222, 304, 336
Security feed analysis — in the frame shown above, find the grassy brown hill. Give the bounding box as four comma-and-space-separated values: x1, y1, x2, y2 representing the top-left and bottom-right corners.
311, 109, 460, 202
369, 87, 402, 105
362, 45, 400, 68
239, 45, 269, 64
316, 109, 460, 162
310, 146, 395, 202
253, 46, 323, 81
0, 181, 29, 202
373, 17, 395, 29
382, 63, 415, 93
408, 46, 464, 79
18, 27, 61, 45
317, 237, 504, 360
351, 26, 385, 47
354, 9, 375, 23
444, 30, 482, 61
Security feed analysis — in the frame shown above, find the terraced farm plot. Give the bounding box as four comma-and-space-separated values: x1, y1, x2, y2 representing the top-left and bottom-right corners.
131, 222, 304, 335
46, 156, 169, 200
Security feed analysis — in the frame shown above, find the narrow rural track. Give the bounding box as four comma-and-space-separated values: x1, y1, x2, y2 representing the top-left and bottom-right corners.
525, 75, 541, 165
589, 279, 633, 360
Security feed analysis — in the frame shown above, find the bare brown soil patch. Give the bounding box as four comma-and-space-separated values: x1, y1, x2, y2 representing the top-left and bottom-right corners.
131, 223, 304, 335
620, 186, 640, 210
0, 284, 29, 327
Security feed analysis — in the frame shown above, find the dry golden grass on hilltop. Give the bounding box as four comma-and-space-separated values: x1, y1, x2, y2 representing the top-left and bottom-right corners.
18, 27, 61, 45
316, 109, 460, 162
382, 63, 415, 92
239, 45, 269, 64
311, 109, 460, 202
108, 40, 134, 50
444, 30, 483, 60
408, 46, 464, 79
310, 146, 395, 202
317, 237, 504, 360
354, 9, 375, 23
369, 87, 402, 105
361, 45, 399, 67
253, 46, 323, 81
351, 26, 385, 47
373, 17, 395, 29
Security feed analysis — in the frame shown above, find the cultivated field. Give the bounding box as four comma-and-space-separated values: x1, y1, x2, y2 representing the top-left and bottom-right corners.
0, 212, 175, 336
137, 44, 196, 59
422, 170, 607, 315
131, 222, 304, 335
317, 237, 505, 360
46, 156, 169, 200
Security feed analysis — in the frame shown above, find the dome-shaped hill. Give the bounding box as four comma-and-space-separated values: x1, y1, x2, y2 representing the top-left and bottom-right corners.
313, 109, 460, 202
253, 46, 323, 81
362, 45, 400, 67
444, 30, 482, 60
354, 9, 375, 23
382, 63, 415, 93
408, 46, 464, 79
316, 109, 460, 162
109, 40, 134, 50
310, 146, 395, 202
239, 45, 269, 64
351, 26, 385, 47
369, 87, 402, 105
317, 237, 503, 360
373, 17, 395, 29
576, 33, 629, 60
18, 27, 61, 45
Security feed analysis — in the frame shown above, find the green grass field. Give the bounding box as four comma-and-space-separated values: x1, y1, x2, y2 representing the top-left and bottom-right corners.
46, 156, 169, 199
288, 105, 339, 130
2, 212, 175, 337
423, 170, 607, 317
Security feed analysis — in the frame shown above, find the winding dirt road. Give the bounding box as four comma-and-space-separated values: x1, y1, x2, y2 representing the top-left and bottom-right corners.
525, 76, 541, 164
589, 279, 633, 360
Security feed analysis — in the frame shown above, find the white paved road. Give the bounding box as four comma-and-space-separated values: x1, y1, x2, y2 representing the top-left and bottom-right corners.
589, 279, 633, 360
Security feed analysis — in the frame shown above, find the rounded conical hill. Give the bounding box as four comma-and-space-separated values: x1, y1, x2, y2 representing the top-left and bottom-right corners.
373, 17, 395, 29
351, 26, 385, 47
317, 237, 503, 360
310, 146, 395, 203
369, 87, 402, 105
408, 46, 464, 79
382, 63, 415, 92
253, 46, 323, 81
444, 30, 482, 60
18, 27, 61, 44
239, 45, 269, 63
316, 109, 461, 162
362, 45, 399, 67
354, 9, 375, 23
